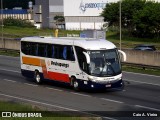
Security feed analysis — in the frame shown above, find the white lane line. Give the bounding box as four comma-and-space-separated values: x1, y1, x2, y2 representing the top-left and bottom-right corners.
125, 79, 160, 87
135, 105, 160, 111
103, 117, 118, 120
24, 83, 38, 87
3, 79, 17, 83
123, 71, 160, 78
0, 68, 20, 73
101, 98, 124, 104
46, 87, 63, 92
0, 93, 78, 111
70, 92, 92, 97
0, 93, 117, 120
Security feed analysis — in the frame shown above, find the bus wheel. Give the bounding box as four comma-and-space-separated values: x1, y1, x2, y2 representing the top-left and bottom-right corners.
71, 77, 79, 91
34, 71, 42, 84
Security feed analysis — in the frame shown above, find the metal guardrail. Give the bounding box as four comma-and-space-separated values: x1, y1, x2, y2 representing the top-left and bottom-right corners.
122, 62, 160, 70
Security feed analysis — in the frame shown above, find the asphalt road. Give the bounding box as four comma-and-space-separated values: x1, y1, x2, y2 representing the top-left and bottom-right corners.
0, 55, 160, 120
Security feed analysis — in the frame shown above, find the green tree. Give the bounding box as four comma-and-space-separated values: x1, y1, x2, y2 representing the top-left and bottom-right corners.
101, 2, 119, 27
133, 1, 160, 38
54, 15, 65, 28
3, 17, 34, 27
101, 0, 160, 38
121, 0, 145, 32
101, 0, 145, 30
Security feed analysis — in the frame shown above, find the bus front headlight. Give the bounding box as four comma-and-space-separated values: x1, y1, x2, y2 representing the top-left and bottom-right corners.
88, 76, 96, 82
88, 76, 93, 80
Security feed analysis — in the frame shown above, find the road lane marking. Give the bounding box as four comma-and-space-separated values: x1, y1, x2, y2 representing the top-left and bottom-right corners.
101, 98, 124, 104
135, 105, 160, 111
0, 93, 117, 119
0, 93, 79, 111
0, 68, 20, 73
123, 71, 160, 78
125, 79, 160, 87
70, 92, 92, 97
103, 117, 118, 120
3, 79, 17, 83
46, 87, 63, 92
24, 83, 38, 87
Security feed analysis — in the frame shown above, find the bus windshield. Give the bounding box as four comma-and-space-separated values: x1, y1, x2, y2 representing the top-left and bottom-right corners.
88, 49, 121, 77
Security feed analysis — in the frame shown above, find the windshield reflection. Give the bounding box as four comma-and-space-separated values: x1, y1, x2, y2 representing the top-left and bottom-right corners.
88, 49, 121, 77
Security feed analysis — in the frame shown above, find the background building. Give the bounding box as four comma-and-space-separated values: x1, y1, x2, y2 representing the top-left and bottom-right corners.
64, 0, 110, 30
34, 0, 160, 29
34, 0, 63, 29
34, 0, 120, 29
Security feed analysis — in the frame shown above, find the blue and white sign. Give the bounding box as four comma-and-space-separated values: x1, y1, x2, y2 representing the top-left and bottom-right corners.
79, 1, 106, 13
64, 0, 116, 16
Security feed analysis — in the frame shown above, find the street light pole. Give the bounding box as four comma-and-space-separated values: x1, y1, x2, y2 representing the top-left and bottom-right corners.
119, 0, 122, 50
1, 0, 4, 49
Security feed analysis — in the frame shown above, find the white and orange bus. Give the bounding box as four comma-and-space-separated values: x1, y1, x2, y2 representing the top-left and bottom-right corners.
20, 36, 126, 91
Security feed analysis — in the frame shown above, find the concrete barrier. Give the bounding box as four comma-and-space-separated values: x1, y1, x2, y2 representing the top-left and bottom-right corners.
0, 38, 20, 50
0, 38, 160, 67
122, 49, 160, 67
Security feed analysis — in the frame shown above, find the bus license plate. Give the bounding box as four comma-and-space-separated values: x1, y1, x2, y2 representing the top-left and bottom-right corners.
106, 84, 111, 87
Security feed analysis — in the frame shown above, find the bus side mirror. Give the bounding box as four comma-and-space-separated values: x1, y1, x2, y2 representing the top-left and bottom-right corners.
118, 50, 126, 62
83, 52, 90, 64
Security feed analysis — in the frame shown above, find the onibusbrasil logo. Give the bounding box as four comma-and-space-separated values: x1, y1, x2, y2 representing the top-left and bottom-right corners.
79, 0, 107, 13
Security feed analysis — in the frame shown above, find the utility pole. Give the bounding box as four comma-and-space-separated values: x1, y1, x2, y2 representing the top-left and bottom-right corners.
119, 0, 122, 50
1, 0, 4, 49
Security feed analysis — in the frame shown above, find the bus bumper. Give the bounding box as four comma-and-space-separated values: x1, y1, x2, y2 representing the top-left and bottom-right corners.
78, 79, 124, 90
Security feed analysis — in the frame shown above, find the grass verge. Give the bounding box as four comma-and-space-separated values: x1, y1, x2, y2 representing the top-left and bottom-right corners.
0, 26, 80, 38
0, 101, 97, 120
0, 49, 20, 57
122, 65, 160, 76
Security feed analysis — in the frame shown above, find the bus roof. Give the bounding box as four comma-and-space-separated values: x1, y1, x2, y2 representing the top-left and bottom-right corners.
21, 36, 116, 50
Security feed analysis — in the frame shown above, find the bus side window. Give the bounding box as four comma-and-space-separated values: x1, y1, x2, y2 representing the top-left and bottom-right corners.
63, 46, 75, 61
63, 46, 67, 60
21, 42, 28, 55
25, 42, 32, 55
38, 43, 46, 57
46, 44, 54, 58
75, 46, 88, 73
54, 45, 59, 59
29, 42, 37, 56
67, 46, 75, 61
52, 45, 55, 58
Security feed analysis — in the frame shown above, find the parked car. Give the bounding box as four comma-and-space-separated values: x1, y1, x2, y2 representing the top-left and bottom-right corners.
133, 44, 156, 51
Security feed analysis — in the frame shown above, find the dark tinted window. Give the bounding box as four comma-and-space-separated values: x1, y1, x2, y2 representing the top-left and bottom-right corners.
21, 42, 37, 55
75, 46, 88, 73
21, 41, 75, 61
38, 44, 47, 57
46, 44, 54, 58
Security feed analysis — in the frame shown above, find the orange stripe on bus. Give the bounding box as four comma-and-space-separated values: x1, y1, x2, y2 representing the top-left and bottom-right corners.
22, 56, 41, 66
48, 71, 70, 83
41, 59, 49, 79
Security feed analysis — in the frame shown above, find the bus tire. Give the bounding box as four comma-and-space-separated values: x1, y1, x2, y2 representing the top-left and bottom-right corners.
34, 71, 42, 84
71, 77, 79, 91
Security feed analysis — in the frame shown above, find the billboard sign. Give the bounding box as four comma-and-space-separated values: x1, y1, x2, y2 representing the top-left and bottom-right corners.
64, 0, 110, 16
79, 1, 106, 13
